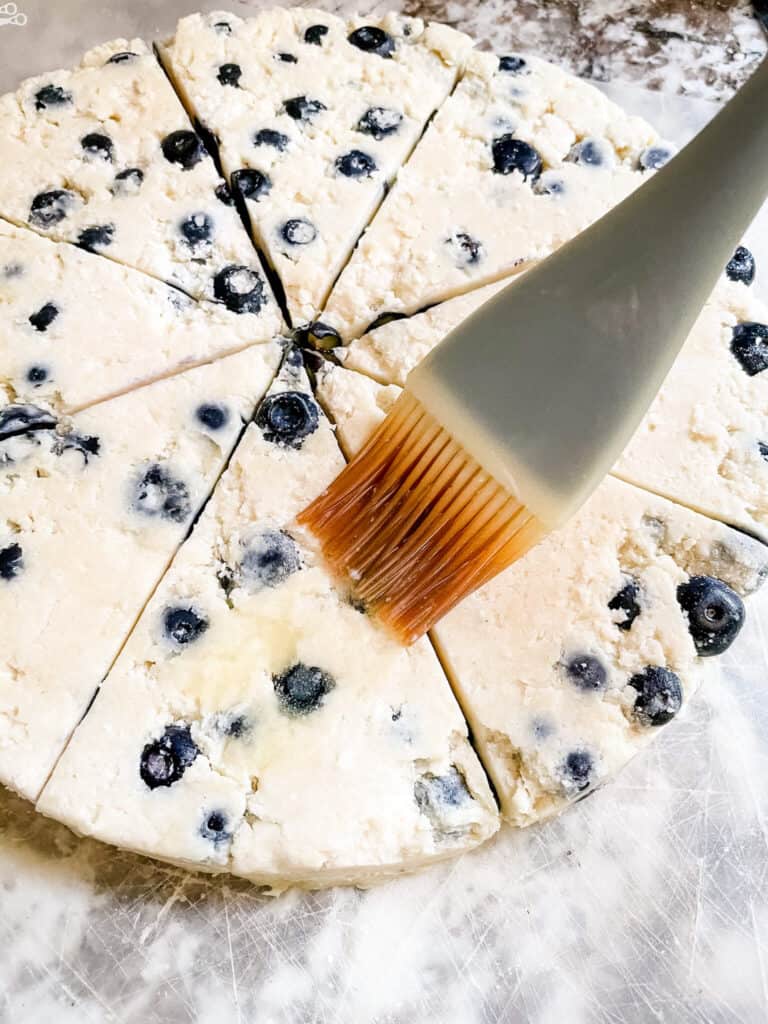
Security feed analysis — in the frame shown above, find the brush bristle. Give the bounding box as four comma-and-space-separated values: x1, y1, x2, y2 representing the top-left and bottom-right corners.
299, 391, 546, 644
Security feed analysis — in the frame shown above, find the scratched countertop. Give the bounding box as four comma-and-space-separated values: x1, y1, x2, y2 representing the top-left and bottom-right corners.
2, 4, 768, 1024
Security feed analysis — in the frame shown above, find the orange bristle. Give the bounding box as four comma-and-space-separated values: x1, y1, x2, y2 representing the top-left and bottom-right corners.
298, 392, 546, 644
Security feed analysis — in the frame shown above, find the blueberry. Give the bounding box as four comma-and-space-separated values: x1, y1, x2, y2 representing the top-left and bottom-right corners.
161, 130, 206, 170
256, 391, 319, 447
132, 463, 192, 523
0, 404, 56, 438
367, 311, 408, 332
568, 138, 608, 167
254, 128, 289, 151
560, 749, 594, 792
179, 212, 214, 248
212, 265, 267, 315
80, 132, 113, 161
240, 529, 301, 588
414, 766, 470, 819
273, 662, 335, 715
608, 577, 641, 631
676, 575, 745, 656
231, 168, 272, 201
491, 135, 542, 180
215, 181, 234, 205
294, 321, 342, 351
726, 246, 756, 286
280, 218, 317, 246
163, 605, 209, 647
499, 54, 527, 74
445, 231, 484, 267
730, 321, 768, 375
76, 224, 114, 253
283, 96, 327, 122
106, 51, 137, 65
533, 172, 566, 196
304, 24, 329, 45
217, 62, 242, 87
53, 431, 100, 463
628, 666, 683, 726
196, 403, 229, 431
218, 713, 249, 738
357, 106, 403, 140
26, 365, 48, 386
276, 52, 297, 63
0, 543, 23, 581
200, 810, 232, 844
759, 441, 768, 462
563, 653, 607, 692
29, 302, 59, 332
34, 84, 72, 111
639, 144, 675, 171
213, 20, 232, 34
347, 26, 395, 58
335, 150, 377, 178
29, 189, 77, 229
139, 724, 198, 789
111, 167, 144, 195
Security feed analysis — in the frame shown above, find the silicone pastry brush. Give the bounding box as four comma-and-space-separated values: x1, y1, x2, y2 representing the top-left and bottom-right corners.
300, 57, 768, 645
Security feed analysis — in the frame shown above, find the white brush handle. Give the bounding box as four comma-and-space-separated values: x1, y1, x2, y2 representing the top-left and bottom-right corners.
408, 57, 768, 528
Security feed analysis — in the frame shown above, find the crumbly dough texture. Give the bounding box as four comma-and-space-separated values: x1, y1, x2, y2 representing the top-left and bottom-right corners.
0, 343, 281, 801
0, 38, 274, 304
0, 220, 283, 414
161, 9, 473, 325
39, 353, 498, 888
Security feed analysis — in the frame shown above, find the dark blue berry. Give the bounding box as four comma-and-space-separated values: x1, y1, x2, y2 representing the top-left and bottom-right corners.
564, 653, 607, 691
217, 62, 242, 87
29, 189, 77, 229
163, 605, 209, 647
80, 132, 113, 161
256, 391, 319, 447
0, 404, 55, 438
34, 84, 72, 111
499, 55, 527, 74
161, 130, 206, 170
106, 51, 137, 65
29, 302, 59, 332
140, 724, 198, 789
335, 150, 377, 178
726, 246, 755, 286
215, 182, 233, 205
348, 26, 395, 58
283, 96, 327, 122
53, 431, 100, 463
254, 128, 289, 151
492, 135, 542, 180
628, 666, 683, 726
213, 21, 232, 34
639, 145, 674, 171
445, 231, 484, 266
304, 24, 329, 45
231, 168, 272, 201
280, 218, 317, 246
273, 662, 335, 715
179, 212, 214, 247
560, 749, 594, 792
200, 810, 231, 844
212, 265, 267, 315
294, 321, 341, 351
608, 577, 641, 631
240, 529, 301, 588
677, 575, 745, 656
568, 138, 607, 167
76, 224, 114, 253
731, 321, 768, 375
112, 167, 144, 195
367, 311, 408, 332
219, 713, 249, 738
357, 106, 403, 140
196, 403, 229, 431
414, 767, 470, 820
132, 463, 192, 523
26, 365, 48, 386
759, 440, 768, 462
0, 543, 23, 581
533, 172, 566, 197
276, 52, 297, 63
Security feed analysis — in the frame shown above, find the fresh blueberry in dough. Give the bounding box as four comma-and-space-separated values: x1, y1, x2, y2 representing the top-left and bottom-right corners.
132, 463, 192, 523
560, 749, 594, 793
335, 150, 377, 178
212, 265, 267, 315
568, 138, 610, 167
283, 96, 327, 122
628, 666, 683, 726
0, 403, 56, 437
80, 132, 113, 161
240, 529, 301, 589
256, 391, 319, 447
304, 24, 329, 45
276, 52, 298, 63
492, 134, 542, 181
217, 62, 242, 87
213, 20, 232, 34
639, 144, 675, 171
357, 106, 403, 140
196, 403, 229, 431
111, 167, 144, 196
280, 218, 317, 246
34, 84, 72, 111
179, 212, 214, 249
26, 365, 48, 386
726, 246, 756, 286
676, 575, 745, 656
200, 810, 232, 844
414, 767, 470, 820
29, 189, 77, 229
498, 55, 527, 74
163, 606, 209, 648
273, 662, 335, 715
759, 441, 768, 462
139, 724, 199, 789
254, 128, 289, 151
730, 321, 768, 375
608, 577, 641, 631
215, 181, 234, 205
445, 231, 484, 267
367, 311, 408, 332
161, 130, 206, 170
105, 51, 137, 65
76, 224, 115, 253
0, 543, 23, 581
53, 431, 100, 462
29, 302, 59, 332
231, 168, 272, 201
563, 653, 607, 691
347, 26, 395, 58
295, 321, 342, 351
533, 172, 566, 196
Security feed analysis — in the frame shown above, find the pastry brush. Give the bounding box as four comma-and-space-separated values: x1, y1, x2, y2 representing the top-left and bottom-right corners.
299, 57, 768, 645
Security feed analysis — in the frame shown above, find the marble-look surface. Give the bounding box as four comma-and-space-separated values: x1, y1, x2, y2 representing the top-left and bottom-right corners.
2, 4, 768, 1023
